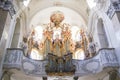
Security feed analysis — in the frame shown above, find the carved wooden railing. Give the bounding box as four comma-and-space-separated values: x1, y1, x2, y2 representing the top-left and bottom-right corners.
3, 48, 119, 77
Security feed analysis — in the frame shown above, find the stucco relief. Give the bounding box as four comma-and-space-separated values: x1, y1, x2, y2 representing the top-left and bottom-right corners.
106, 4, 115, 19
73, 58, 101, 76
22, 58, 47, 76
73, 48, 118, 76
0, 0, 15, 16
3, 48, 119, 77
106, 0, 120, 19
4, 48, 23, 68
100, 48, 118, 67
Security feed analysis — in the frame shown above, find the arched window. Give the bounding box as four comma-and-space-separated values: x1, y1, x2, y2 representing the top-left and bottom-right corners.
97, 19, 109, 48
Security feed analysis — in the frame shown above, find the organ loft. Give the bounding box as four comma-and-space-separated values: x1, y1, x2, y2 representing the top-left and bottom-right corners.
1, 0, 120, 80
26, 11, 94, 60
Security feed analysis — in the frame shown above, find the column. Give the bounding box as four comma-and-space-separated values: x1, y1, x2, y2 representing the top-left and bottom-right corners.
0, 8, 10, 80
0, 1, 15, 79
0, 8, 8, 40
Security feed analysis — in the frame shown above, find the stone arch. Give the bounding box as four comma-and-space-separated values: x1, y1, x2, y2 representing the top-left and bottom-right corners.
88, 9, 118, 51
28, 1, 88, 24
20, 12, 28, 36
97, 18, 109, 48
88, 0, 111, 33
95, 0, 111, 12
11, 18, 21, 48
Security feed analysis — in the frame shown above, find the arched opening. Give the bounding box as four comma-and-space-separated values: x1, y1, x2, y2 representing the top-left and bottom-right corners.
26, 7, 88, 60
24, 6, 97, 60
97, 19, 109, 48
28, 26, 44, 60
11, 18, 20, 48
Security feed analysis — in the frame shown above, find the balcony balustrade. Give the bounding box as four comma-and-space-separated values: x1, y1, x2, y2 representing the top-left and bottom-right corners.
3, 48, 119, 77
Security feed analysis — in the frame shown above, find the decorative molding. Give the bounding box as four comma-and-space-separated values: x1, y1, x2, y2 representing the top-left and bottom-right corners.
3, 48, 119, 77
22, 57, 47, 76
99, 48, 118, 67
73, 48, 119, 76
106, 4, 115, 19
0, 0, 16, 17
73, 58, 101, 76
4, 48, 23, 69
106, 1, 120, 19
94, 0, 107, 10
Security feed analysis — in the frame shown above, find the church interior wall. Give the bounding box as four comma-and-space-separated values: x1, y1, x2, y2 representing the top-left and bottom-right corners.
6, 16, 17, 48
11, 18, 20, 48
99, 12, 118, 48
17, 14, 27, 49
0, 0, 120, 80
88, 6, 120, 75
0, 12, 11, 57
111, 12, 120, 73
0, 10, 12, 79
96, 18, 109, 48
88, 10, 118, 48
90, 18, 100, 51
27, 0, 88, 24
111, 12, 120, 45
9, 10, 28, 49
87, 6, 120, 73
0, 9, 8, 40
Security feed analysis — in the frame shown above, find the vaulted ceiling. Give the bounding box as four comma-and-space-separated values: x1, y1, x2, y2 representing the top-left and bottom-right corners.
19, 0, 90, 30
27, 0, 89, 22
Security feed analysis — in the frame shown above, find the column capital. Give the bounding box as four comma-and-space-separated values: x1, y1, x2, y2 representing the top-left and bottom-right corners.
0, 0, 16, 17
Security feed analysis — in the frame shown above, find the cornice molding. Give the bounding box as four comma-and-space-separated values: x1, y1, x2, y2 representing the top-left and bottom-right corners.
0, 0, 16, 17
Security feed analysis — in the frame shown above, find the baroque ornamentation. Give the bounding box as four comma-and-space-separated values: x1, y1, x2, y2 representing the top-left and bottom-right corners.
26, 11, 90, 60
4, 48, 23, 69
0, 0, 15, 16
22, 57, 47, 76
3, 48, 119, 77
106, 1, 120, 19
